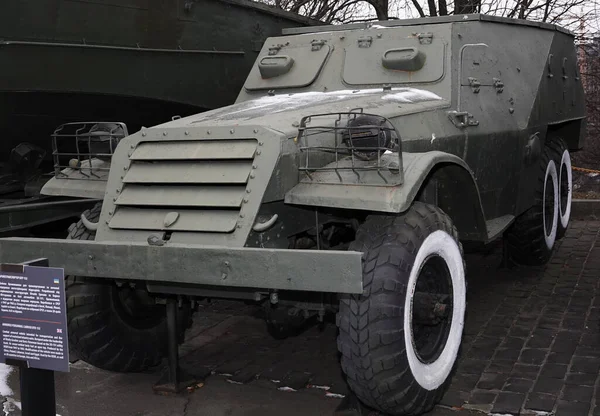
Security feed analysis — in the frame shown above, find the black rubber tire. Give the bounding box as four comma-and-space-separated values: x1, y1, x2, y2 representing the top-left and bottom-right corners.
546, 138, 571, 240
337, 202, 466, 416
66, 203, 190, 372
506, 142, 559, 265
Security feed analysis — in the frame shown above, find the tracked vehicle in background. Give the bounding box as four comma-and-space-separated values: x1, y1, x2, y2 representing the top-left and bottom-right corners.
0, 0, 318, 234
0, 14, 585, 415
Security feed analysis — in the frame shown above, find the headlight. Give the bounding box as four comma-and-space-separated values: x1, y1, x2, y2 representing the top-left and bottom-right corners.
78, 123, 125, 158
342, 115, 395, 161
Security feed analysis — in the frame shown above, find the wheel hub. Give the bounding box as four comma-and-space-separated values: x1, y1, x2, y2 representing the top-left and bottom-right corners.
410, 255, 454, 364
559, 163, 570, 217
544, 175, 556, 238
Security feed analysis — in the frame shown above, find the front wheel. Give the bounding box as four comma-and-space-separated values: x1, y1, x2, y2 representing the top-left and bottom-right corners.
337, 203, 466, 415
66, 203, 191, 372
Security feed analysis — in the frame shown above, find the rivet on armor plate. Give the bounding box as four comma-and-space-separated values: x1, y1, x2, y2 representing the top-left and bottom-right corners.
256, 150, 261, 155
250, 173, 255, 179
207, 130, 211, 135
243, 198, 249, 203
252, 165, 257, 169
184, 131, 189, 136
142, 132, 146, 137
253, 129, 259, 133
259, 142, 264, 146
163, 132, 167, 136
246, 189, 251, 193
230, 129, 235, 134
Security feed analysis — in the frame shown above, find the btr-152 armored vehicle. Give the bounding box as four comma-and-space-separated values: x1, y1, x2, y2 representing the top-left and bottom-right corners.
0, 14, 585, 416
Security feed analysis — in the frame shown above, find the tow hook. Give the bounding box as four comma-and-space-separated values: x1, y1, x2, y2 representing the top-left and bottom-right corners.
252, 214, 278, 232
81, 212, 99, 231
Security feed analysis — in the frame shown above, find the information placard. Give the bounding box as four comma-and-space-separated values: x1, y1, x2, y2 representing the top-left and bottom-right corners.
0, 264, 68, 372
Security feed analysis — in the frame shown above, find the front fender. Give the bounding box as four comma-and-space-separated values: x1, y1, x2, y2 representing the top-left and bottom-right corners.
285, 151, 488, 241
40, 158, 110, 199
41, 176, 107, 199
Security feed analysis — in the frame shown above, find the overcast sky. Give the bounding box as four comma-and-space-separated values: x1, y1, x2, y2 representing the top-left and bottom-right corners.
352, 1, 600, 39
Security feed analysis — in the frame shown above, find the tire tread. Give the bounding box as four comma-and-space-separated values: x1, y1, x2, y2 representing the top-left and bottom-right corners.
337, 202, 464, 415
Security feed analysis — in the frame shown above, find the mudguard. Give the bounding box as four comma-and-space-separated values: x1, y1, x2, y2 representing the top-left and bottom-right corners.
285, 151, 488, 241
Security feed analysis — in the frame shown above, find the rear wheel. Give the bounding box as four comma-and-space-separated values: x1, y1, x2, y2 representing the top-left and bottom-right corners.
337, 203, 466, 415
547, 138, 572, 239
67, 203, 190, 372
506, 143, 559, 265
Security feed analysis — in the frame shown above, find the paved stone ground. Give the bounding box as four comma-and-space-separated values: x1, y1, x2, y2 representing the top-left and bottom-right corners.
440, 220, 600, 416
0, 220, 598, 416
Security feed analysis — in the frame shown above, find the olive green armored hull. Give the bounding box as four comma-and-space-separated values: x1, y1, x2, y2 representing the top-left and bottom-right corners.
0, 14, 586, 289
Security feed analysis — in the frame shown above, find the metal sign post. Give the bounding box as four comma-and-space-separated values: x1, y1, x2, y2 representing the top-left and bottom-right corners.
18, 366, 56, 416
0, 258, 68, 416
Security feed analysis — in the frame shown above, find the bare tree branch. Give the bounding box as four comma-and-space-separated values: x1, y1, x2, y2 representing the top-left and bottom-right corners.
411, 0, 427, 16
427, 0, 438, 15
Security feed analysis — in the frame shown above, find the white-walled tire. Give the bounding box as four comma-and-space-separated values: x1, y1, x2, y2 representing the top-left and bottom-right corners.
547, 138, 572, 239
337, 203, 466, 415
507, 143, 559, 265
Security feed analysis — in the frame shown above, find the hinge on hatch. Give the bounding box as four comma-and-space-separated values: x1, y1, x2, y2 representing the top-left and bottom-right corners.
468, 77, 481, 93
358, 36, 372, 48
268, 44, 285, 55
418, 32, 433, 44
311, 39, 326, 51
448, 111, 479, 128
493, 78, 504, 93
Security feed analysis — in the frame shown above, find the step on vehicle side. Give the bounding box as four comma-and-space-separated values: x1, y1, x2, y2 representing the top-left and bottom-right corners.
0, 14, 585, 416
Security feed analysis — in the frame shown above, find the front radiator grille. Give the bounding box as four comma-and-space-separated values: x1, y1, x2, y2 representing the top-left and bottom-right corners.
109, 139, 256, 233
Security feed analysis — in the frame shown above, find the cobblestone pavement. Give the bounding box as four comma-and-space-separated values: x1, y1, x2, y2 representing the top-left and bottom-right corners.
1, 221, 598, 416
440, 220, 600, 416
175, 220, 600, 416
136, 221, 600, 416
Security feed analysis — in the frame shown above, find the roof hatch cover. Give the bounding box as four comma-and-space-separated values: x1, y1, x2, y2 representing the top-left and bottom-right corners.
244, 42, 330, 91
343, 35, 445, 86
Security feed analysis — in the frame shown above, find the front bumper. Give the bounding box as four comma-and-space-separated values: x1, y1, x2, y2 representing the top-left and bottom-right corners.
0, 238, 363, 294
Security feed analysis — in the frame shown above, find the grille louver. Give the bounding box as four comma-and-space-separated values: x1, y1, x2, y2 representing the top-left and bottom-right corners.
109, 139, 256, 232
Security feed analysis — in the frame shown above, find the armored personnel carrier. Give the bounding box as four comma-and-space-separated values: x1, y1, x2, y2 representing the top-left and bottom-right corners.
0, 14, 585, 415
